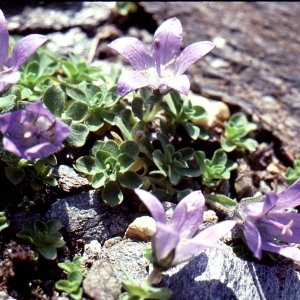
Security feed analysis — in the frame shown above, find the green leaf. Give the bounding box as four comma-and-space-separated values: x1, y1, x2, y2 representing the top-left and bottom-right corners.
182, 122, 200, 140
67, 124, 89, 147
120, 141, 139, 158
65, 101, 88, 122
205, 193, 238, 207
74, 156, 96, 175
38, 246, 58, 260
117, 171, 142, 189
102, 140, 120, 158
91, 172, 106, 188
132, 97, 144, 120
43, 85, 66, 117
0, 95, 16, 112
221, 135, 236, 152
235, 138, 257, 152
85, 113, 104, 132
117, 154, 135, 172
4, 166, 26, 185
102, 181, 123, 206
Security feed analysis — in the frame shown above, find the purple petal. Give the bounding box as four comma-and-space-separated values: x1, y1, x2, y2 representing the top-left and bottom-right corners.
0, 71, 20, 93
260, 240, 300, 262
24, 143, 59, 161
134, 189, 166, 224
174, 41, 215, 76
262, 191, 278, 215
153, 222, 179, 261
173, 220, 236, 265
275, 178, 300, 210
153, 18, 182, 65
242, 202, 265, 218
117, 70, 154, 96
160, 74, 190, 96
168, 191, 205, 239
0, 9, 8, 66
6, 34, 47, 70
108, 37, 153, 71
242, 219, 263, 260
259, 212, 300, 243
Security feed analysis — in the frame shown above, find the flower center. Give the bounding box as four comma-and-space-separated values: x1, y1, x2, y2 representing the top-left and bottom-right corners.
0, 65, 15, 75
23, 114, 56, 142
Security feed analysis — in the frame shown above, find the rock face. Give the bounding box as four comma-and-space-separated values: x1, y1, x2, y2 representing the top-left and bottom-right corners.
140, 2, 300, 159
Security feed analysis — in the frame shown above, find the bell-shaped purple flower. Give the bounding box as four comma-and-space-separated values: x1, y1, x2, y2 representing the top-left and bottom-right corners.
235, 178, 300, 261
135, 189, 236, 270
109, 18, 215, 97
0, 9, 47, 94
0, 100, 71, 160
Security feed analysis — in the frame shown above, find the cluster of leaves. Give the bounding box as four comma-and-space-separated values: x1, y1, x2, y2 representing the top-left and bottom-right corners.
55, 256, 86, 300
221, 112, 257, 152
0, 211, 10, 232
1, 152, 57, 190
16, 219, 65, 260
285, 154, 300, 185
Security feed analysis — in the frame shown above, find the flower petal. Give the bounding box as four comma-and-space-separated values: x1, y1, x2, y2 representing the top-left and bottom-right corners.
6, 34, 47, 70
260, 240, 300, 262
0, 71, 20, 94
153, 17, 182, 65
160, 74, 190, 96
242, 219, 263, 260
262, 191, 278, 215
173, 220, 236, 265
174, 41, 215, 76
275, 178, 300, 210
260, 212, 300, 243
168, 191, 205, 239
134, 189, 166, 224
0, 9, 9, 66
153, 222, 179, 262
117, 70, 154, 96
108, 37, 153, 71
24, 143, 60, 161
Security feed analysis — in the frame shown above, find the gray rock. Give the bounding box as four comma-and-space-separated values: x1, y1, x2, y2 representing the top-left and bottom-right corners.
83, 260, 121, 300
44, 190, 142, 244
160, 246, 300, 300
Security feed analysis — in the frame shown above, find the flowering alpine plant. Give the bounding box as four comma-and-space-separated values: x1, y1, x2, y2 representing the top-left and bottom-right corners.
0, 9, 47, 94
135, 189, 236, 271
109, 18, 215, 97
234, 177, 300, 261
0, 100, 70, 160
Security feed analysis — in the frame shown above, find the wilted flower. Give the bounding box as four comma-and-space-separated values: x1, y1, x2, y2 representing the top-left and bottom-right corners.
235, 178, 300, 261
135, 189, 236, 270
0, 9, 47, 94
0, 100, 70, 160
109, 18, 215, 97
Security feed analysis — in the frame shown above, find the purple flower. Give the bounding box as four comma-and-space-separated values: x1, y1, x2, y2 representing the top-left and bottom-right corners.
0, 9, 47, 94
0, 100, 70, 160
109, 18, 215, 97
235, 178, 300, 261
135, 189, 236, 270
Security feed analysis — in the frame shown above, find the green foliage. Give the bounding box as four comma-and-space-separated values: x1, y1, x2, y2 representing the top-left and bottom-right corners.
65, 82, 120, 132
194, 149, 237, 187
204, 193, 238, 207
58, 256, 86, 274
0, 211, 10, 232
57, 53, 106, 85
56, 256, 85, 300
221, 112, 257, 152
160, 91, 208, 140
119, 268, 172, 300
18, 47, 61, 100
74, 140, 143, 206
285, 154, 300, 185
150, 133, 200, 185
55, 271, 83, 300
16, 219, 65, 260
2, 153, 58, 190
116, 2, 138, 16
